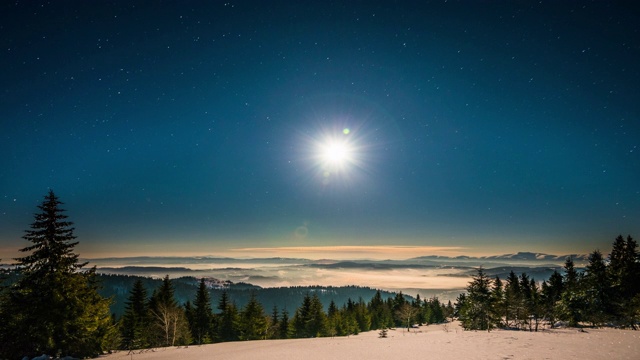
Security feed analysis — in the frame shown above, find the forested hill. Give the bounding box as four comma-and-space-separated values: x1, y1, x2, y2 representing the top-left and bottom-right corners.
97, 273, 410, 319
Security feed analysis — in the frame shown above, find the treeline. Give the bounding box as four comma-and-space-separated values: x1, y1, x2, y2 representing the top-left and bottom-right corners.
119, 275, 454, 349
7, 190, 637, 359
97, 273, 406, 319
457, 235, 640, 331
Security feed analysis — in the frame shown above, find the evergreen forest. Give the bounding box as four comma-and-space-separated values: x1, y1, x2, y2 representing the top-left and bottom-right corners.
457, 235, 640, 331
0, 191, 638, 359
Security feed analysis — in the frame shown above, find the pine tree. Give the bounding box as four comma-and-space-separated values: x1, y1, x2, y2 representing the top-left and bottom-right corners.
0, 190, 114, 359
268, 306, 280, 339
582, 250, 610, 326
454, 293, 467, 318
621, 235, 640, 328
120, 279, 151, 350
414, 294, 426, 325
459, 267, 494, 331
519, 273, 532, 330
608, 235, 640, 328
217, 290, 239, 341
504, 271, 521, 328
392, 292, 407, 327
308, 293, 328, 337
425, 297, 445, 324
239, 292, 267, 340
184, 301, 194, 340
490, 276, 505, 328
445, 300, 455, 321
292, 293, 312, 337
278, 308, 291, 339
191, 278, 213, 344
528, 278, 543, 331
326, 300, 341, 337
17, 190, 83, 274
328, 300, 338, 318
566, 257, 579, 287
557, 257, 583, 327
541, 270, 563, 326
353, 297, 371, 332
368, 290, 389, 330
291, 293, 327, 338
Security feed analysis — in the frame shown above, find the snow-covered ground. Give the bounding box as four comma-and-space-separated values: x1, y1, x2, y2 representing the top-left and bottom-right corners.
100, 322, 640, 360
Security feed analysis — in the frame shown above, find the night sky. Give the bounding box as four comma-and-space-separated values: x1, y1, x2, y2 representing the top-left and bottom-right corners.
1, 1, 638, 259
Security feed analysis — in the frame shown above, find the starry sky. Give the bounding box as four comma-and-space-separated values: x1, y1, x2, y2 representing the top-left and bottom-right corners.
1, 1, 638, 260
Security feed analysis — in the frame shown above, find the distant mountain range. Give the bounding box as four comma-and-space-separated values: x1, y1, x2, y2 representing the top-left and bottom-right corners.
87, 251, 588, 267
409, 252, 589, 262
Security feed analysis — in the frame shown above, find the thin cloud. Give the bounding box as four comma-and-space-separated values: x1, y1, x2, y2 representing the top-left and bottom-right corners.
228, 245, 468, 260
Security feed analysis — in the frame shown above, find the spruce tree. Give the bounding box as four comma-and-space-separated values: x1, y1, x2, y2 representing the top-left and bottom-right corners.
425, 297, 445, 324
292, 293, 312, 337
328, 300, 338, 318
307, 293, 328, 337
519, 273, 532, 330
608, 235, 640, 328
528, 278, 543, 331
0, 190, 114, 359
490, 276, 505, 328
454, 293, 467, 318
414, 294, 426, 325
278, 308, 291, 339
121, 279, 150, 350
217, 290, 239, 341
504, 271, 521, 328
621, 236, 640, 327
391, 292, 408, 327
368, 290, 387, 329
354, 297, 371, 332
583, 250, 610, 326
291, 293, 328, 337
459, 267, 494, 331
445, 300, 455, 321
326, 301, 341, 337
268, 306, 280, 339
239, 292, 267, 340
541, 270, 563, 326
184, 301, 194, 340
192, 278, 213, 344
557, 257, 583, 327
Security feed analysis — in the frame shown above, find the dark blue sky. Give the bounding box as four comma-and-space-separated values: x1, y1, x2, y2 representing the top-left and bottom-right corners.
1, 1, 638, 259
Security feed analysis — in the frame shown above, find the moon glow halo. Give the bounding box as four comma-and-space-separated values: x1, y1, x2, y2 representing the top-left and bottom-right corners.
321, 141, 352, 165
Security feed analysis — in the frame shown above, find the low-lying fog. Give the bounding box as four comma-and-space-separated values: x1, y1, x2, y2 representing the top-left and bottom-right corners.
90, 254, 577, 302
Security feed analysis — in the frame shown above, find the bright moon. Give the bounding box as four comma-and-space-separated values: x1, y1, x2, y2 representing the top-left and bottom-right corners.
308, 127, 364, 184
322, 141, 351, 164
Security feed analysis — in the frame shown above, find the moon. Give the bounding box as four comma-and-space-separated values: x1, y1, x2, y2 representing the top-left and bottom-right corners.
321, 141, 352, 165
301, 126, 368, 187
